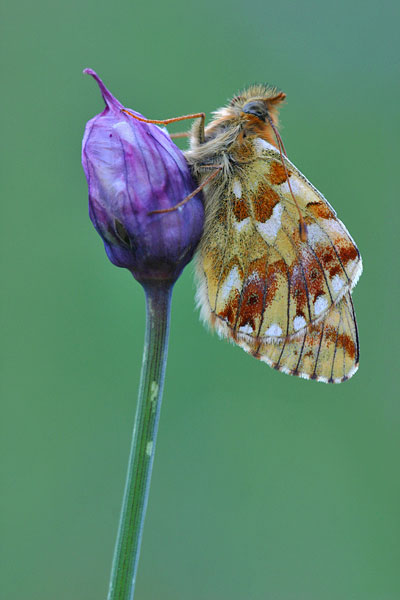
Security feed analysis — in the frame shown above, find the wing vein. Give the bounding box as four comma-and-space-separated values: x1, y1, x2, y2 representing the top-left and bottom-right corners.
312, 319, 325, 379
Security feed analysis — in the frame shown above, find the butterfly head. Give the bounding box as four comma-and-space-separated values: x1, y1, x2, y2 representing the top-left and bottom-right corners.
230, 85, 286, 122
203, 84, 286, 147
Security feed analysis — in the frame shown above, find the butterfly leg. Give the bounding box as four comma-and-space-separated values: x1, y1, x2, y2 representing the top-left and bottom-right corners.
148, 167, 222, 215
169, 132, 190, 139
195, 164, 223, 171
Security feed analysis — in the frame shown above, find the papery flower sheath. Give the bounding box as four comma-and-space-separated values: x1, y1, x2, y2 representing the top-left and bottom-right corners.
82, 69, 204, 284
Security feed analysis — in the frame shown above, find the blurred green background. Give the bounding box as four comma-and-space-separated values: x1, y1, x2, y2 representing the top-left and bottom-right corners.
2, 0, 399, 598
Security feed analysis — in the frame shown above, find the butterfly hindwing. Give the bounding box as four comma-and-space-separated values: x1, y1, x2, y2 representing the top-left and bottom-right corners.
243, 292, 359, 383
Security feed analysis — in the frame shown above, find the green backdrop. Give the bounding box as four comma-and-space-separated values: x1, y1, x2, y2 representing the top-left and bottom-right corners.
2, 0, 399, 598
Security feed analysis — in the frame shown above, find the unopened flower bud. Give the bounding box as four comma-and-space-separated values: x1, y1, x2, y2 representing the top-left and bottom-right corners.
82, 69, 204, 285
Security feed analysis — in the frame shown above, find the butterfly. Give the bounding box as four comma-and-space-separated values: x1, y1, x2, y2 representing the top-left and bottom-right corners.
123, 85, 362, 383
182, 85, 362, 383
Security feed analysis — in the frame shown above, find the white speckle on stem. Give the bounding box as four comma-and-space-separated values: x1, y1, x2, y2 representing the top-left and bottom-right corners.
150, 381, 159, 412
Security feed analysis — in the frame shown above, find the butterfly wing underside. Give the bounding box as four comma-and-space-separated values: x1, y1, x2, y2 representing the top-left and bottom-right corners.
195, 139, 362, 383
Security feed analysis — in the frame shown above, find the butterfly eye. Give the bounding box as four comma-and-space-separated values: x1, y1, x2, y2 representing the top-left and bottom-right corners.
242, 101, 268, 122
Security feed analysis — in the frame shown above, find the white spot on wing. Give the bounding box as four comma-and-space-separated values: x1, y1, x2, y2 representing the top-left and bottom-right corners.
250, 179, 258, 191
350, 258, 362, 288
306, 223, 326, 245
239, 324, 253, 335
331, 274, 344, 294
346, 363, 359, 380
299, 372, 310, 380
256, 203, 283, 243
233, 179, 242, 198
247, 271, 261, 284
314, 294, 329, 316
266, 323, 282, 337
293, 315, 307, 331
280, 176, 316, 205
234, 217, 250, 232
254, 137, 276, 155
286, 177, 301, 195
220, 266, 242, 303
347, 258, 362, 284
325, 218, 345, 236
280, 180, 290, 194
347, 259, 357, 274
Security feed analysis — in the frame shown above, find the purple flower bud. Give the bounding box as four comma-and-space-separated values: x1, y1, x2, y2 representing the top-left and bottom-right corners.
82, 69, 204, 285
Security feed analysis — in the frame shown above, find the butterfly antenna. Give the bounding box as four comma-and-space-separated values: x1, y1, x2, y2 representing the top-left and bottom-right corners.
121, 109, 205, 141
266, 114, 307, 242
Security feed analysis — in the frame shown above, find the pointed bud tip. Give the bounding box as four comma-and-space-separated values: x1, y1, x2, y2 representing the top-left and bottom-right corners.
83, 67, 122, 112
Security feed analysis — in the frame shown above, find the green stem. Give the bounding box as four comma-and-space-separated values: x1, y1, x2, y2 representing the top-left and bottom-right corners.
107, 281, 173, 600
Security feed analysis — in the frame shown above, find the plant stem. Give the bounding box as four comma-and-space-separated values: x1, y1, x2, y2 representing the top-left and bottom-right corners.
108, 281, 173, 600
